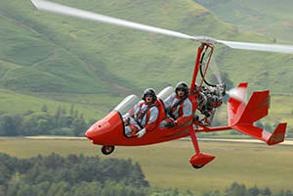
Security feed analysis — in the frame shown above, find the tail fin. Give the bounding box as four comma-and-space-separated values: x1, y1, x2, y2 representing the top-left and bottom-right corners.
227, 83, 287, 145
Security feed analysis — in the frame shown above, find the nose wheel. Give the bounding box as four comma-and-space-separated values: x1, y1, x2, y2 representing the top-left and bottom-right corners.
101, 145, 115, 155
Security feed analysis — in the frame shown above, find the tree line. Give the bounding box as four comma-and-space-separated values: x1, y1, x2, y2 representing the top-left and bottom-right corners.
0, 105, 93, 136
0, 153, 292, 196
203, 182, 293, 196
0, 153, 193, 196
0, 104, 292, 138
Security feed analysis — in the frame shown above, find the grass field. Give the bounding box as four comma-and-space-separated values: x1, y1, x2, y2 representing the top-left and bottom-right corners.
0, 138, 292, 194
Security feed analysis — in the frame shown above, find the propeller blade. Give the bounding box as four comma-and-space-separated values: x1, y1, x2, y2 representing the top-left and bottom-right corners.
226, 87, 247, 102
31, 0, 293, 54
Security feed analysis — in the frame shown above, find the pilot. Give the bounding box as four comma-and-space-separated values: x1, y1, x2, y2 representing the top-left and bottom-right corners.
162, 81, 193, 128
124, 88, 159, 138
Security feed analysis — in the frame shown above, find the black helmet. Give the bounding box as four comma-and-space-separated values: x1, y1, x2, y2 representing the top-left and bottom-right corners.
142, 88, 157, 101
175, 81, 189, 95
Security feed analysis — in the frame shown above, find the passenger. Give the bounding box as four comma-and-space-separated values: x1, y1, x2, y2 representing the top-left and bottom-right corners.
162, 81, 193, 128
124, 88, 159, 138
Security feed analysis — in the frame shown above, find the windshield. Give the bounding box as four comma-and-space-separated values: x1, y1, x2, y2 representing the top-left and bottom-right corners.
113, 86, 173, 115
113, 95, 139, 115
158, 86, 174, 101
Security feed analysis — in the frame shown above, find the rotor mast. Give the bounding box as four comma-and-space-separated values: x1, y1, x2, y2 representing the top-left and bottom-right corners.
190, 43, 215, 93
190, 44, 204, 93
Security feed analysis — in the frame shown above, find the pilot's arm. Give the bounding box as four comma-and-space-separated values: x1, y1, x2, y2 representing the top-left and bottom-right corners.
136, 106, 159, 138
175, 98, 193, 127
163, 93, 176, 111
144, 107, 159, 131
130, 101, 143, 117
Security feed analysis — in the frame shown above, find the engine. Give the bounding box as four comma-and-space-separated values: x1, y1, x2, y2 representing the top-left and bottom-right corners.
197, 83, 226, 122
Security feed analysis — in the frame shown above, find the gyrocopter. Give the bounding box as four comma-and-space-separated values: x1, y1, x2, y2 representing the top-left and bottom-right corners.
31, 0, 293, 168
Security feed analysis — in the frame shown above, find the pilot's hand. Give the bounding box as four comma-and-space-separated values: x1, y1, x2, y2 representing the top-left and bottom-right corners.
123, 114, 130, 125
165, 121, 176, 128
123, 118, 130, 126
136, 128, 146, 138
166, 107, 171, 114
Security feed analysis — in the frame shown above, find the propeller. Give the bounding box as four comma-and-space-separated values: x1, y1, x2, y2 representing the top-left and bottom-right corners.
211, 66, 247, 102
30, 0, 293, 54
209, 62, 247, 102
226, 87, 247, 102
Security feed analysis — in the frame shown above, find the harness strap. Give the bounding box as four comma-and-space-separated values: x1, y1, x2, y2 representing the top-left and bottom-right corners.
168, 96, 187, 118
135, 103, 156, 129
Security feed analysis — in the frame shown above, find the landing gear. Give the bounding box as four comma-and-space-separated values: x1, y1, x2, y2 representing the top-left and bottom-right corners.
101, 145, 115, 155
190, 153, 215, 169
192, 164, 204, 169
188, 127, 215, 169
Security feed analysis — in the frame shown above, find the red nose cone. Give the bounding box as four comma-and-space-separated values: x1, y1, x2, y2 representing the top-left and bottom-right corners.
84, 111, 124, 145
85, 119, 111, 140
85, 121, 104, 140
85, 128, 95, 140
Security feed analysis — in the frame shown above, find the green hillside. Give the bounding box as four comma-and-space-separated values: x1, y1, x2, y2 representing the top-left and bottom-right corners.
0, 0, 228, 94
0, 0, 292, 129
0, 89, 120, 119
194, 0, 293, 43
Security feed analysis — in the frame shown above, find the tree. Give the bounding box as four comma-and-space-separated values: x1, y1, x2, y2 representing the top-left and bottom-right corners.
0, 115, 22, 136
54, 106, 62, 127
69, 104, 74, 116
248, 185, 260, 196
0, 185, 5, 196
72, 114, 87, 136
255, 121, 264, 128
261, 187, 272, 196
264, 122, 272, 132
225, 182, 247, 196
41, 105, 48, 113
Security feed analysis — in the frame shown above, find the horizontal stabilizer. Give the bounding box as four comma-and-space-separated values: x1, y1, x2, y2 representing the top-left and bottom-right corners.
234, 123, 286, 145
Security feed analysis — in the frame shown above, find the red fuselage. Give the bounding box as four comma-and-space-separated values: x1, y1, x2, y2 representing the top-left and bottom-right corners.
85, 110, 193, 146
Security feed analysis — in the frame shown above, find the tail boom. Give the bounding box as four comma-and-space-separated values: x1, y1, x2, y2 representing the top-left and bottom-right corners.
233, 123, 286, 145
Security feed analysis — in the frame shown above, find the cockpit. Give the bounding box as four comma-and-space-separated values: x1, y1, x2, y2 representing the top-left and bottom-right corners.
113, 86, 174, 116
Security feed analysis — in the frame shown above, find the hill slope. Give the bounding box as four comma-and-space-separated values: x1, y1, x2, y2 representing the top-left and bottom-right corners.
194, 0, 293, 43
0, 0, 292, 126
0, 0, 230, 94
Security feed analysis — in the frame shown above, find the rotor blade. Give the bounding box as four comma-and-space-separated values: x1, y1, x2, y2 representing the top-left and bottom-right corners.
217, 40, 293, 54
30, 0, 196, 40
31, 0, 293, 54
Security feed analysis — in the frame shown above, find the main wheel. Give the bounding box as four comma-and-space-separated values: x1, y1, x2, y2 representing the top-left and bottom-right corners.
101, 145, 115, 155
192, 164, 204, 169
